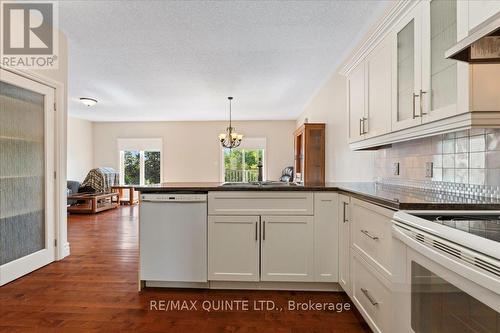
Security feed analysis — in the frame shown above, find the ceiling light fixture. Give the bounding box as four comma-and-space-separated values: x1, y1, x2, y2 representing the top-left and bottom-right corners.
79, 97, 98, 107
219, 97, 243, 149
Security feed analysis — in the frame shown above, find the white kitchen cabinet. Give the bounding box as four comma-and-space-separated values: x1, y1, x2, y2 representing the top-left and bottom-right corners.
391, 2, 423, 131
208, 191, 314, 216
208, 215, 260, 281
421, 0, 465, 123
366, 37, 392, 138
338, 194, 351, 295
348, 62, 367, 142
352, 251, 394, 333
467, 0, 500, 31
313, 193, 339, 282
260, 215, 314, 282
348, 36, 392, 141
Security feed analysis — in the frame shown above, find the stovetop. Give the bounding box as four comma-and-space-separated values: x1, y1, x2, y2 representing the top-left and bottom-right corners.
414, 214, 500, 243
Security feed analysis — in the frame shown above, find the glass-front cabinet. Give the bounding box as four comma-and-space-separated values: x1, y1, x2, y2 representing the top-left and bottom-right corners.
392, 3, 423, 131
392, 0, 463, 132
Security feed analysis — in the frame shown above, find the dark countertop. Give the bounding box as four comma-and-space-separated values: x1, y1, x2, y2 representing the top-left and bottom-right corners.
135, 182, 500, 210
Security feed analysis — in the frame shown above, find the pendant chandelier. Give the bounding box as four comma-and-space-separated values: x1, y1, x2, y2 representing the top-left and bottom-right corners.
218, 96, 243, 149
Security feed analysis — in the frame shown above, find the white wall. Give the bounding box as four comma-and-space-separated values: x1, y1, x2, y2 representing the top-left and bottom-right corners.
67, 117, 93, 181
296, 73, 375, 182
92, 120, 295, 182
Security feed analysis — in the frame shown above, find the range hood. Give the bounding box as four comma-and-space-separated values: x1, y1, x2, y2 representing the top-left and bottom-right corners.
445, 12, 500, 63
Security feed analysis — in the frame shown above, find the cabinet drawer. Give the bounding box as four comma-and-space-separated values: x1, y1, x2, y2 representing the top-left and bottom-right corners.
352, 251, 393, 333
351, 198, 394, 279
208, 191, 314, 216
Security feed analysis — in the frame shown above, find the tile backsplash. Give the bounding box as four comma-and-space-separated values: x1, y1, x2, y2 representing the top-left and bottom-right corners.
375, 129, 500, 192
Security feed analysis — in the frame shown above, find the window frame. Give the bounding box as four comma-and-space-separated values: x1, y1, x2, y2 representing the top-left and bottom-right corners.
117, 138, 163, 186
219, 137, 267, 183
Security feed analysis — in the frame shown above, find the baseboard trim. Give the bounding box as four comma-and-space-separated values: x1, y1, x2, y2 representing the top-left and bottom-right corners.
59, 242, 70, 259
142, 280, 342, 292
210, 281, 342, 291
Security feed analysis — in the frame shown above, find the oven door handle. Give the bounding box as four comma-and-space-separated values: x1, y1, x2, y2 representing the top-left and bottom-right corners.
392, 221, 500, 297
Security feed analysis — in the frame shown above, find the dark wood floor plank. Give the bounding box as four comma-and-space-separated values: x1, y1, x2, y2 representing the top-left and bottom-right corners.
0, 206, 371, 332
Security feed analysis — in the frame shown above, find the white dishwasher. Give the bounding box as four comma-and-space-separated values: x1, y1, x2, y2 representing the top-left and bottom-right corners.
139, 193, 207, 283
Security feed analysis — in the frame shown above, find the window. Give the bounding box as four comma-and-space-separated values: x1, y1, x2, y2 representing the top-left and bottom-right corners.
118, 138, 162, 186
221, 138, 266, 182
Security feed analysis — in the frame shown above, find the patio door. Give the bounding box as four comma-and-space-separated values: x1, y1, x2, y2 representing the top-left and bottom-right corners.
0, 69, 56, 286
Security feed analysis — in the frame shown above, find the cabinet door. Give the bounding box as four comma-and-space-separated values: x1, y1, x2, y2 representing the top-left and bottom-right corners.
421, 0, 462, 123
261, 215, 314, 282
392, 3, 423, 131
467, 0, 500, 31
338, 194, 351, 295
208, 215, 260, 281
313, 193, 339, 282
348, 63, 366, 143
366, 37, 392, 138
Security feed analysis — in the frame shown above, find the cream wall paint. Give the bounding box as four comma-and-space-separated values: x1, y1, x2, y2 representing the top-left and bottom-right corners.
92, 121, 295, 182
67, 117, 93, 181
296, 73, 375, 182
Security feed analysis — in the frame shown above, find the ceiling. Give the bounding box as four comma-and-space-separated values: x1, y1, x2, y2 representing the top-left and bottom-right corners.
59, 0, 391, 122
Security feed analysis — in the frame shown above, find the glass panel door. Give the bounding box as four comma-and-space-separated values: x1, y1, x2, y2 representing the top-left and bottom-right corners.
0, 69, 55, 286
392, 3, 422, 131
411, 261, 499, 333
397, 20, 416, 123
421, 0, 458, 122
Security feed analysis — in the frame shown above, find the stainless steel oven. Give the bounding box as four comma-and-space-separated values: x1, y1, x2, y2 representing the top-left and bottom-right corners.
392, 211, 500, 333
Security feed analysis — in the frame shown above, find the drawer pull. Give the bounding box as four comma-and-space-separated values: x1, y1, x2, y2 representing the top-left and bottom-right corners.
361, 288, 379, 306
255, 221, 258, 241
360, 229, 379, 240
262, 221, 266, 240
343, 202, 348, 223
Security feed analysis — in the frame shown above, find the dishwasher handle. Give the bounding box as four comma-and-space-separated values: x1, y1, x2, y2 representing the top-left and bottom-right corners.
141, 194, 207, 202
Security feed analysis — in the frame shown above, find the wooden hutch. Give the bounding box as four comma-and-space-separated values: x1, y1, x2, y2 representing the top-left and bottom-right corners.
294, 123, 325, 184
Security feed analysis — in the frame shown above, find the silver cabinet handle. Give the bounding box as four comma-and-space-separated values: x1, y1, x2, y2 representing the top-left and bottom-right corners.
262, 220, 266, 240
359, 118, 364, 136
420, 89, 427, 116
361, 288, 379, 306
255, 221, 258, 241
362, 117, 368, 134
360, 229, 379, 240
412, 92, 420, 119
343, 202, 348, 223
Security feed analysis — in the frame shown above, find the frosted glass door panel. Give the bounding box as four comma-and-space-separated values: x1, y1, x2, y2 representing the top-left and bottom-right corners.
397, 20, 415, 122
0, 81, 45, 266
429, 0, 457, 112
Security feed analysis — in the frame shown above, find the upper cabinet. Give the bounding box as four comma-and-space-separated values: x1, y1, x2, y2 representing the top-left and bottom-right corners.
342, 0, 500, 150
392, 3, 422, 131
467, 0, 500, 31
393, 0, 462, 131
348, 36, 392, 142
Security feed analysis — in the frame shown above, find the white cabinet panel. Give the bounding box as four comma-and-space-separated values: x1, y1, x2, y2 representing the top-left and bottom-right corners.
348, 63, 367, 142
366, 37, 392, 138
352, 251, 394, 333
421, 0, 463, 123
313, 193, 339, 282
208, 215, 260, 281
208, 191, 313, 216
261, 215, 314, 282
467, 0, 500, 31
392, 3, 423, 131
351, 198, 395, 280
338, 194, 351, 295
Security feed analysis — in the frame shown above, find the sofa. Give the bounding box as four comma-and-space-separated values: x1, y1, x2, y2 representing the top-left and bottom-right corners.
67, 180, 81, 205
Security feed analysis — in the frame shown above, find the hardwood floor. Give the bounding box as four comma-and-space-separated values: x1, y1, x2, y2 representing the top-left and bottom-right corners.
0, 206, 371, 333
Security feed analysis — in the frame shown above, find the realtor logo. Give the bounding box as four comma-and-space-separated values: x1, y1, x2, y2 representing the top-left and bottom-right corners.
1, 1, 58, 68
